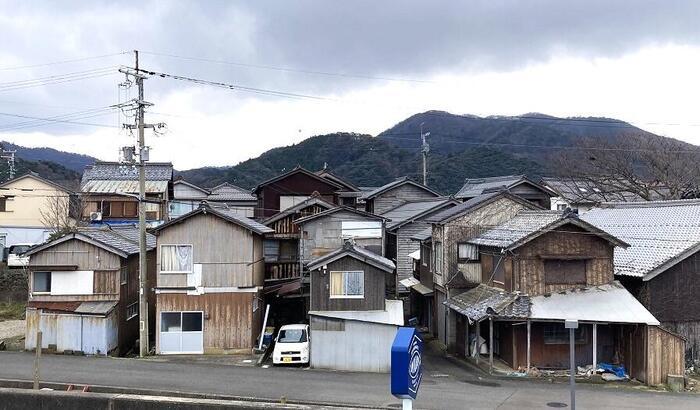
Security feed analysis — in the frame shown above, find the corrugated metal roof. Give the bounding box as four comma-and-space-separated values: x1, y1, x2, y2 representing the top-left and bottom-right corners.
454, 175, 526, 199
307, 242, 395, 272
444, 284, 530, 323
309, 299, 404, 326
410, 227, 432, 242
425, 191, 501, 223
360, 177, 440, 200
530, 282, 659, 325
207, 183, 256, 201
581, 200, 700, 279
82, 180, 169, 194
381, 198, 454, 230
82, 162, 173, 183
74, 300, 119, 315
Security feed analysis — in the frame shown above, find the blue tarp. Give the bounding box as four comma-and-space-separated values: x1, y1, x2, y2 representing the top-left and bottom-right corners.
598, 362, 627, 378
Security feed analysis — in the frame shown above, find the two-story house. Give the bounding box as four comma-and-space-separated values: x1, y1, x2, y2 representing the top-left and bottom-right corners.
444, 209, 685, 386
307, 242, 401, 372
0, 173, 74, 253
423, 190, 538, 346
81, 162, 173, 226
23, 225, 156, 355
252, 166, 359, 219
454, 175, 555, 209
582, 200, 700, 365
150, 203, 273, 354
361, 177, 440, 215
169, 180, 257, 219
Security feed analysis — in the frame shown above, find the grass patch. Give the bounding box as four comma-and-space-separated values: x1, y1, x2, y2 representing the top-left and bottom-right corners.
0, 301, 26, 321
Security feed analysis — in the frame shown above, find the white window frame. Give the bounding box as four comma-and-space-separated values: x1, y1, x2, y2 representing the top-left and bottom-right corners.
32, 271, 51, 294
159, 310, 204, 354
457, 243, 479, 262
159, 244, 194, 274
329, 270, 365, 299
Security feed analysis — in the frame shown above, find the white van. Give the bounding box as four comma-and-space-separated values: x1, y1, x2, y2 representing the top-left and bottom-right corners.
7, 244, 32, 268
272, 324, 309, 365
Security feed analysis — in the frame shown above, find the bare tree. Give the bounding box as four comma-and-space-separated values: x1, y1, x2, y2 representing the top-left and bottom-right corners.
553, 134, 700, 202
40, 193, 86, 241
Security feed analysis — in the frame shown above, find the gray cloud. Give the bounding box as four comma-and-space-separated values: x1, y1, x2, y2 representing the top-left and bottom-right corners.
1, 0, 700, 134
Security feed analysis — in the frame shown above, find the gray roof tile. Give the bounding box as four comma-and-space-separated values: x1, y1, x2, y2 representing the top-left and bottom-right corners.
468, 210, 563, 248
79, 226, 156, 255
82, 162, 173, 185
444, 284, 530, 323
380, 198, 453, 230
454, 175, 526, 199
581, 200, 700, 278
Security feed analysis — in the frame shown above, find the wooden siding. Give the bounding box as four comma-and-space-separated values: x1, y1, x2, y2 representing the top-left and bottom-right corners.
156, 292, 258, 352
509, 225, 614, 296
435, 197, 533, 288
269, 204, 328, 237
299, 210, 383, 265
93, 270, 118, 294
156, 213, 262, 288
310, 255, 386, 312
395, 221, 431, 289
255, 172, 339, 218
662, 321, 700, 362
646, 326, 686, 386
28, 238, 122, 271
645, 250, 700, 322
372, 184, 438, 215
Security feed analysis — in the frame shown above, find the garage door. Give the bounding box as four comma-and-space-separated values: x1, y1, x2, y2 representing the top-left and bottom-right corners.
160, 311, 203, 354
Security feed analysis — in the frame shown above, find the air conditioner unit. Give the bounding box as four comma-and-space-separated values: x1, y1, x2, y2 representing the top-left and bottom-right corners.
90, 211, 103, 221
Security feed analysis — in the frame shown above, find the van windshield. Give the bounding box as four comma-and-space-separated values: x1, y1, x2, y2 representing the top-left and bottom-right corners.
278, 329, 307, 343
10, 245, 31, 255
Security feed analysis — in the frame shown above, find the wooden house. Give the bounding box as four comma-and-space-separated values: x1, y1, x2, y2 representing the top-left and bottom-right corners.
307, 242, 401, 372
582, 200, 700, 365
252, 166, 359, 219
23, 226, 156, 355
169, 180, 257, 219
150, 203, 273, 354
81, 162, 173, 226
422, 191, 538, 345
361, 177, 441, 215
454, 175, 555, 209
444, 209, 685, 386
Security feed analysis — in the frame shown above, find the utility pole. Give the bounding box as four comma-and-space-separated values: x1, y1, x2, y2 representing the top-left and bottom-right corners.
420, 122, 430, 186
1, 149, 16, 180
119, 50, 165, 357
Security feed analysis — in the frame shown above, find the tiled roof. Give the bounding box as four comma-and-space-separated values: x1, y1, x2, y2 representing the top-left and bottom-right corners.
454, 175, 527, 199
263, 196, 336, 225
80, 225, 156, 255
425, 191, 501, 223
208, 182, 256, 201
468, 209, 626, 250
581, 200, 700, 279
541, 177, 645, 204
82, 162, 173, 184
444, 284, 530, 323
294, 205, 385, 225
360, 177, 440, 200
380, 198, 454, 230
82, 180, 169, 194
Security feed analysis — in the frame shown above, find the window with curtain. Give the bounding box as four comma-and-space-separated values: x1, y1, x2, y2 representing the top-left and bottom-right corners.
160, 245, 193, 273
457, 243, 479, 262
329, 271, 364, 298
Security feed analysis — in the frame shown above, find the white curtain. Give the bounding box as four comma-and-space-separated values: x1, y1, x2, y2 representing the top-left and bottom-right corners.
345, 271, 364, 296
161, 245, 193, 272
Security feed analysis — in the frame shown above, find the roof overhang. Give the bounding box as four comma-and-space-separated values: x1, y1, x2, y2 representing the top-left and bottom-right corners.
24, 233, 129, 259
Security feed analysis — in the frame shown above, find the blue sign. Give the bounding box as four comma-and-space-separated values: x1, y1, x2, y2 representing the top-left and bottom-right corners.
391, 327, 423, 400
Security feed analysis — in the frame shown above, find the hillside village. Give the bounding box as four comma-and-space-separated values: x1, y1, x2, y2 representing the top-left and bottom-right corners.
1, 157, 697, 391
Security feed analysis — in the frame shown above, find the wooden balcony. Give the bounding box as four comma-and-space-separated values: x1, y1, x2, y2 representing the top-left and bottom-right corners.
265, 261, 301, 281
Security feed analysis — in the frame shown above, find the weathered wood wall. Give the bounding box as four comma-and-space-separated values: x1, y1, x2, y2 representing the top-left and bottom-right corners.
156, 213, 261, 288
299, 210, 383, 265
255, 172, 339, 218
93, 270, 118, 295
28, 239, 122, 271
371, 184, 438, 215
646, 326, 686, 386
310, 255, 386, 312
662, 321, 700, 362
510, 225, 614, 297
156, 291, 257, 352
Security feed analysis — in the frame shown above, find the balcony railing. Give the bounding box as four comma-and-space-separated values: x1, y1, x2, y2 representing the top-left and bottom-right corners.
265, 261, 301, 281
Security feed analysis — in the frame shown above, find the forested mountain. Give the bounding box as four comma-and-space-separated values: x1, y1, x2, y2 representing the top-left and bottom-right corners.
0, 154, 80, 189
2, 111, 687, 195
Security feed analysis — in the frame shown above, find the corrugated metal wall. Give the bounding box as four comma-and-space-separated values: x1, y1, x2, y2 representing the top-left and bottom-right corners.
310, 316, 397, 372
25, 308, 118, 355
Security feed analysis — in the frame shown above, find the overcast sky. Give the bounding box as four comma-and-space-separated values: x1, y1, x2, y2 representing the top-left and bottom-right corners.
2, 1, 700, 170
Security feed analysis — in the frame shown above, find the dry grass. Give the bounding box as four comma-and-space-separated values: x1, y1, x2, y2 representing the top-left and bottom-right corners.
0, 301, 26, 321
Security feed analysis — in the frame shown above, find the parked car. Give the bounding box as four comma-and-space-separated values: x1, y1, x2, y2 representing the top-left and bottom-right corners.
272, 324, 309, 365
7, 244, 32, 268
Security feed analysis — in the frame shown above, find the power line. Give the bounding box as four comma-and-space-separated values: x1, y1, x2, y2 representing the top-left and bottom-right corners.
0, 107, 120, 131
0, 68, 118, 93
0, 52, 129, 71
139, 50, 434, 84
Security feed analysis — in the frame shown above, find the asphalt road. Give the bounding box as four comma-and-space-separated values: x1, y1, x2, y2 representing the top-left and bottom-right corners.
0, 350, 697, 409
